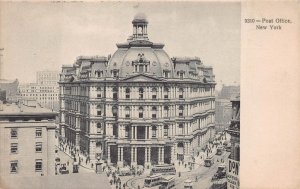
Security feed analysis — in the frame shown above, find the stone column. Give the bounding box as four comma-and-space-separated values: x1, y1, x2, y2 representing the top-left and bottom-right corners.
149, 126, 152, 139
135, 126, 137, 139
158, 147, 162, 164
117, 146, 123, 167
131, 126, 134, 139
161, 147, 165, 164
107, 145, 111, 164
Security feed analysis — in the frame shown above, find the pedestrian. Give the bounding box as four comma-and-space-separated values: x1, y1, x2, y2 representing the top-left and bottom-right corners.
91, 163, 94, 168
178, 171, 181, 177
67, 160, 69, 166
123, 183, 125, 189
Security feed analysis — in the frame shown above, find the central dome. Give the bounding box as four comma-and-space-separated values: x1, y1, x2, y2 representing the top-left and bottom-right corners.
107, 14, 174, 78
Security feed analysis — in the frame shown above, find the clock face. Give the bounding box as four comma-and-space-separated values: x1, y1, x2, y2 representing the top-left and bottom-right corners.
153, 61, 157, 66
165, 62, 169, 67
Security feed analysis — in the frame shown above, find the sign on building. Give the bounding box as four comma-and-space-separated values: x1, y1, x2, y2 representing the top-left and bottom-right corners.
227, 159, 240, 189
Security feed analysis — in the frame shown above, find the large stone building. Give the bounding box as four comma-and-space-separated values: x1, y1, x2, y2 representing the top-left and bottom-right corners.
18, 71, 60, 111
0, 99, 57, 177
59, 14, 216, 167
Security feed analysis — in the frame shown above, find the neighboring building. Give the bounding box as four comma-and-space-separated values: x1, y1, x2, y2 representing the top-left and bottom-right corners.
215, 99, 232, 132
0, 99, 57, 177
18, 71, 60, 111
59, 14, 216, 167
0, 79, 19, 102
18, 83, 59, 111
36, 70, 60, 85
215, 85, 240, 131
226, 94, 240, 189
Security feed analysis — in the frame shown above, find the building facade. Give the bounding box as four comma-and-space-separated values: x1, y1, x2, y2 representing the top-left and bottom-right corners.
59, 14, 216, 167
18, 83, 59, 111
18, 71, 60, 111
226, 95, 240, 189
0, 99, 57, 177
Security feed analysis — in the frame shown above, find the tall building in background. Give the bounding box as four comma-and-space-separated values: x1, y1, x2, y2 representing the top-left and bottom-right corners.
18, 71, 60, 111
37, 70, 60, 85
59, 14, 216, 166
226, 94, 240, 189
0, 99, 57, 177
215, 85, 240, 131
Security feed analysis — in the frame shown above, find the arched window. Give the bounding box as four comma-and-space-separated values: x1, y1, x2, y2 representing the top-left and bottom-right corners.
112, 106, 118, 117
113, 87, 118, 100
125, 106, 130, 118
152, 106, 157, 119
164, 106, 169, 117
164, 125, 169, 136
139, 88, 144, 99
96, 87, 102, 98
125, 88, 130, 99
179, 105, 184, 117
97, 123, 102, 133
152, 126, 157, 138
152, 87, 157, 99
179, 88, 184, 99
96, 104, 102, 116
138, 106, 144, 118
164, 87, 169, 99
125, 125, 130, 138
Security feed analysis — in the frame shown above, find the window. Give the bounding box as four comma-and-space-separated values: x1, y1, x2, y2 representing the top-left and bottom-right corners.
125, 88, 130, 99
10, 161, 18, 174
139, 88, 144, 99
164, 125, 168, 136
138, 106, 144, 118
35, 128, 42, 137
152, 126, 157, 138
97, 104, 102, 116
35, 160, 43, 172
152, 88, 157, 99
112, 106, 118, 117
179, 88, 184, 99
164, 106, 169, 117
96, 87, 102, 98
11, 128, 18, 139
179, 105, 184, 117
178, 124, 183, 134
125, 106, 130, 118
113, 70, 118, 78
125, 126, 129, 138
180, 72, 184, 80
97, 123, 102, 133
164, 71, 169, 78
35, 142, 42, 153
164, 87, 169, 99
152, 106, 157, 119
113, 87, 118, 100
10, 143, 18, 154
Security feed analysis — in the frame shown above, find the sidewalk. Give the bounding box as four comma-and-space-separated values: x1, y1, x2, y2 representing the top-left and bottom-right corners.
56, 145, 95, 172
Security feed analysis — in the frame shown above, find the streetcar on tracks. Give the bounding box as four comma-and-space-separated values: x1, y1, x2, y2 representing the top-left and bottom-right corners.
150, 164, 176, 175
159, 176, 175, 189
144, 174, 162, 187
204, 156, 214, 167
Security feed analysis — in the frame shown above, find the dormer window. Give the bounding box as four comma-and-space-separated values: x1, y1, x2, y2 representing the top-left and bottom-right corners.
132, 53, 150, 73
95, 71, 103, 78
163, 70, 170, 78
112, 70, 119, 78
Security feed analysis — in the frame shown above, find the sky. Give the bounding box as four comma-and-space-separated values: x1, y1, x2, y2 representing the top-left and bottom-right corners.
0, 2, 240, 89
